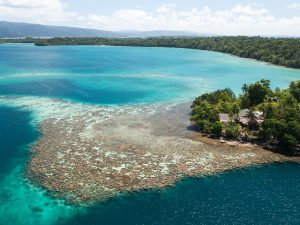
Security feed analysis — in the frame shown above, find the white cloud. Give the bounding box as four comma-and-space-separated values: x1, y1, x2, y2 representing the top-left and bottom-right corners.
231, 4, 268, 16
287, 2, 300, 9
1, 0, 44, 8
0, 0, 77, 24
83, 4, 299, 36
0, 1, 300, 36
156, 3, 176, 13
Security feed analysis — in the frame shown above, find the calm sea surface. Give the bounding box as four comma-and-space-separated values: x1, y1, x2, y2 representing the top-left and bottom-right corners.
1, 44, 300, 104
0, 44, 299, 225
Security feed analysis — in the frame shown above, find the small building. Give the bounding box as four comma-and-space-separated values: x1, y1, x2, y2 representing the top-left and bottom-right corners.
238, 109, 264, 130
219, 113, 231, 123
254, 111, 263, 120
239, 117, 250, 126
239, 109, 250, 118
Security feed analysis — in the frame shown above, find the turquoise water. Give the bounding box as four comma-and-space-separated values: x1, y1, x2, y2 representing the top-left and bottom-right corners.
0, 44, 300, 225
0, 107, 78, 225
0, 44, 300, 104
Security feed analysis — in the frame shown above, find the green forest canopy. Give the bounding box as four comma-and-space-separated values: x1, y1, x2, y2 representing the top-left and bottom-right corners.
1, 36, 300, 68
191, 80, 300, 154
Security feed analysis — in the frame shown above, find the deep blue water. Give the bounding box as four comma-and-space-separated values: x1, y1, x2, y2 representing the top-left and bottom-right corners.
0, 108, 299, 225
0, 107, 76, 225
0, 44, 300, 225
59, 163, 300, 225
0, 110, 300, 225
0, 79, 149, 104
0, 107, 37, 178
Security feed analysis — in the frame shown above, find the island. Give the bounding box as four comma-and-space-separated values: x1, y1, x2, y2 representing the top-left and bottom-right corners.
191, 80, 300, 154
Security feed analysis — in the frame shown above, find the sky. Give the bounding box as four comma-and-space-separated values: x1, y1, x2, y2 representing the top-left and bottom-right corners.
0, 0, 300, 36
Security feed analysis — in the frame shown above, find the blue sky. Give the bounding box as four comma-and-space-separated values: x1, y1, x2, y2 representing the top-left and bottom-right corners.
0, 0, 300, 35
65, 0, 300, 17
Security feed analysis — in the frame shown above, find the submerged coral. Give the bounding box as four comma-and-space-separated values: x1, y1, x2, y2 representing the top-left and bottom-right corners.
0, 96, 287, 204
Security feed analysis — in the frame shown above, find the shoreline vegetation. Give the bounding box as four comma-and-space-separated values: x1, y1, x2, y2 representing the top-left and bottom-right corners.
0, 36, 299, 69
191, 80, 300, 155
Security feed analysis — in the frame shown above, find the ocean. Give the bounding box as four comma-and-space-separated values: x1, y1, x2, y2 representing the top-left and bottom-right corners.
0, 43, 299, 225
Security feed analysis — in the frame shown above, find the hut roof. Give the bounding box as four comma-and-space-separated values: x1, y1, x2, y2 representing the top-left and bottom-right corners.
219, 113, 231, 123
239, 109, 249, 118
240, 117, 250, 126
254, 111, 263, 119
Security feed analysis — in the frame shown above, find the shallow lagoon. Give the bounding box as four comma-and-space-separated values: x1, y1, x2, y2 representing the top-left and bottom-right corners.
1, 44, 300, 104
0, 44, 300, 225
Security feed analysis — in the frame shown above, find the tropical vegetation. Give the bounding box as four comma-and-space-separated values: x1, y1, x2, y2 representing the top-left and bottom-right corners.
191, 80, 300, 154
1, 36, 300, 68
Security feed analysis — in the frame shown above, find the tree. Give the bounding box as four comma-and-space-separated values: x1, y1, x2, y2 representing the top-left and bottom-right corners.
192, 88, 236, 107
260, 93, 300, 152
224, 123, 240, 139
191, 80, 299, 153
191, 102, 219, 131
3, 36, 300, 68
211, 121, 223, 137
240, 79, 271, 108
289, 81, 300, 101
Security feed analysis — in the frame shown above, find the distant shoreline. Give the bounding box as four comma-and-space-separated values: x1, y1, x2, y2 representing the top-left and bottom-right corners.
1, 43, 299, 72
1, 36, 300, 69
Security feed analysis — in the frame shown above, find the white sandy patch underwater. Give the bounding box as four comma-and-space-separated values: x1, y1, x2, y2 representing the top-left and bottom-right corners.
0, 95, 175, 123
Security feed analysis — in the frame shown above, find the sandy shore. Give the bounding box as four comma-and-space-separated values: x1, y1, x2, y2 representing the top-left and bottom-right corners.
0, 96, 295, 205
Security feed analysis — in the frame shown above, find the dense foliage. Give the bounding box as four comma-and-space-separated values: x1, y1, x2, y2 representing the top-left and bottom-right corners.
240, 79, 271, 108
1, 36, 299, 68
191, 80, 300, 154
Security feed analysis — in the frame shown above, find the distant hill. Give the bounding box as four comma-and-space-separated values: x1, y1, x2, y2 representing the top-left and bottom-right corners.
0, 21, 115, 38
0, 21, 201, 38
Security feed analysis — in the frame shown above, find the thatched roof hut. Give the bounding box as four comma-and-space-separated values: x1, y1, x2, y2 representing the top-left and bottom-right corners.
238, 109, 264, 129
219, 113, 231, 123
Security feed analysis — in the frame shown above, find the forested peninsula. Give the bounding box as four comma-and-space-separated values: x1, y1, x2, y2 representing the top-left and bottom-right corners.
191, 80, 300, 154
1, 36, 300, 68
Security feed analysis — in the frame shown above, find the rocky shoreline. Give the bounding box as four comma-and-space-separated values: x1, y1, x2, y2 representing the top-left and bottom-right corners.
0, 96, 295, 205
